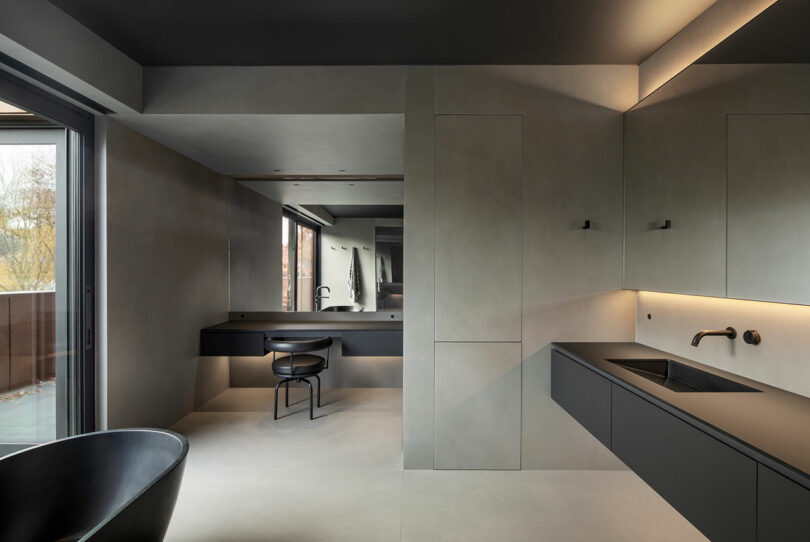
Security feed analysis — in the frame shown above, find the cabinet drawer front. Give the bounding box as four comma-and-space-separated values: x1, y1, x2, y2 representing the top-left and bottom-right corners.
341, 331, 402, 356
200, 331, 265, 357
550, 351, 612, 448
612, 385, 756, 542
758, 464, 810, 541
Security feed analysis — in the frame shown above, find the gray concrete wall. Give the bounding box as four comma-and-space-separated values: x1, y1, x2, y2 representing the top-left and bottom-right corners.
143, 66, 405, 114
404, 65, 639, 469
229, 181, 282, 312
99, 118, 229, 429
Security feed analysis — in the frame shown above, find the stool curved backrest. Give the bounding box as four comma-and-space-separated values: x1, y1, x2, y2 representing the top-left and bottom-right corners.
267, 337, 332, 420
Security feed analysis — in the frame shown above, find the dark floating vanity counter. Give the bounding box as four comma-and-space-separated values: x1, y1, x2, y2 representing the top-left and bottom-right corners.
552, 342, 810, 542
201, 312, 403, 357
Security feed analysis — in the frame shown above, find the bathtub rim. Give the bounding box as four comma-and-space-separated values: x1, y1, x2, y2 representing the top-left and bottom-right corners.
0, 428, 189, 541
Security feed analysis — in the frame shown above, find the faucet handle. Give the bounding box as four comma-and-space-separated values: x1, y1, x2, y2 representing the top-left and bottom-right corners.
743, 330, 761, 345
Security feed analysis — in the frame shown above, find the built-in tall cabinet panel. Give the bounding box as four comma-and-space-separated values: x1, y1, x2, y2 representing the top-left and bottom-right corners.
624, 65, 810, 305
623, 101, 726, 297
523, 108, 624, 307
727, 114, 810, 305
435, 114, 523, 342
434, 342, 522, 469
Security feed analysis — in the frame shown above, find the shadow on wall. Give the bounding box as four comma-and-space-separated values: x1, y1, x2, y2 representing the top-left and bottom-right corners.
521, 346, 627, 470
435, 65, 638, 113
520, 290, 636, 470
632, 64, 810, 111
194, 355, 230, 408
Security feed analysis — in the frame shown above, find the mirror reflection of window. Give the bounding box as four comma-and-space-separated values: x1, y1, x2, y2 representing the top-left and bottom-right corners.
281, 216, 291, 310
281, 213, 320, 312
296, 223, 315, 311
375, 226, 403, 311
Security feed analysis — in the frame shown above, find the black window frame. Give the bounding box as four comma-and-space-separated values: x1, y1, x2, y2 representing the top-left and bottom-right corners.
283, 210, 321, 312
0, 68, 96, 434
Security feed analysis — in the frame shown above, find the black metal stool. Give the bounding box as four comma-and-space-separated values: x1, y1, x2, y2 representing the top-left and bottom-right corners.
266, 336, 332, 420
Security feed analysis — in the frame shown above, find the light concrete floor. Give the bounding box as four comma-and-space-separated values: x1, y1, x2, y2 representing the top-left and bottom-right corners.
167, 387, 707, 542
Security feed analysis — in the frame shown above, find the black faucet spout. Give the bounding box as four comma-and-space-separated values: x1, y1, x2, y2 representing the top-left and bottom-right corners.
691, 327, 737, 347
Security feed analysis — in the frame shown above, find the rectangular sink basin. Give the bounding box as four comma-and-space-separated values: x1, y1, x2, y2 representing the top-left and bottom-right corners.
605, 359, 761, 393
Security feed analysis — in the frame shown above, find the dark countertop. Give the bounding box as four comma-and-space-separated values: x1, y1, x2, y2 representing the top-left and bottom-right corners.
553, 342, 810, 490
203, 320, 402, 333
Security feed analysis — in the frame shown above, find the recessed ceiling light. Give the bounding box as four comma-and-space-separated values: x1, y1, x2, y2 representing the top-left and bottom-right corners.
348, 183, 355, 187
274, 169, 281, 172
294, 183, 300, 186
339, 169, 346, 173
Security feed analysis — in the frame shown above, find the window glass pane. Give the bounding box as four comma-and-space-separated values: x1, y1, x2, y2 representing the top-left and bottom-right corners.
296, 224, 315, 311
0, 127, 65, 447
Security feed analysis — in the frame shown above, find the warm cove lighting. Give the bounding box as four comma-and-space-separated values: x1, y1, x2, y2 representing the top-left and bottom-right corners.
637, 290, 810, 318
636, 290, 810, 397
638, 0, 777, 102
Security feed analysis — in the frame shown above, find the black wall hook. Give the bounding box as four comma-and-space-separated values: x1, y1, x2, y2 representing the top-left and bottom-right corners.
660, 219, 672, 229
582, 220, 591, 230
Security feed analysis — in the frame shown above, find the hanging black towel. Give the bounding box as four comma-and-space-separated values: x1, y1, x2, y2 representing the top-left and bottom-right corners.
348, 247, 361, 303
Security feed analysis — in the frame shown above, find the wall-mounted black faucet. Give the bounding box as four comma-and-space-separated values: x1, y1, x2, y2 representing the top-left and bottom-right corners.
691, 327, 737, 347
660, 219, 672, 230
582, 220, 591, 230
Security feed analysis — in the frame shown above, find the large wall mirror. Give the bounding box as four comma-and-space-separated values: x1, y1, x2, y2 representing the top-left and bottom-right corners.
624, 0, 810, 305
237, 178, 404, 313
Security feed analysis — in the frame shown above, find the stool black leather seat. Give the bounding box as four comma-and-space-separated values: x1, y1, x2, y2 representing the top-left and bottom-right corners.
272, 355, 325, 376
266, 336, 332, 420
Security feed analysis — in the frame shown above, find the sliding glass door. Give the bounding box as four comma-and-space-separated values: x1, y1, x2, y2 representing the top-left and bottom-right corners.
0, 71, 94, 454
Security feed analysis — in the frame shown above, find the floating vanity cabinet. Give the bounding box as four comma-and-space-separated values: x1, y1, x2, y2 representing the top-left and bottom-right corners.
434, 114, 522, 342
757, 464, 810, 541
550, 351, 611, 448
727, 114, 810, 305
612, 385, 757, 542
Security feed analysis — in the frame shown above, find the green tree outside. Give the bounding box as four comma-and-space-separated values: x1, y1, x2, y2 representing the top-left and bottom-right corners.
0, 146, 56, 292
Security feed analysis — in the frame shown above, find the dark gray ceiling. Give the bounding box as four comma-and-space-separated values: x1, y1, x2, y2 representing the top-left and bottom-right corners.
322, 205, 403, 219
698, 0, 810, 63
49, 0, 714, 66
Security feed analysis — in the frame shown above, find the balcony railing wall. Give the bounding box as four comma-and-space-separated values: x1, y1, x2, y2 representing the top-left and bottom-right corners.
0, 291, 56, 393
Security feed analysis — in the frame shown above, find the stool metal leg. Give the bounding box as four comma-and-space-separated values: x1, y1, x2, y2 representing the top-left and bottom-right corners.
285, 381, 289, 407
302, 378, 314, 420
314, 374, 321, 407
274, 379, 285, 420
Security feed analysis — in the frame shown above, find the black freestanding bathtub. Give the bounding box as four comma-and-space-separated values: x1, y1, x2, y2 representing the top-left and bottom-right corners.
0, 429, 189, 542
